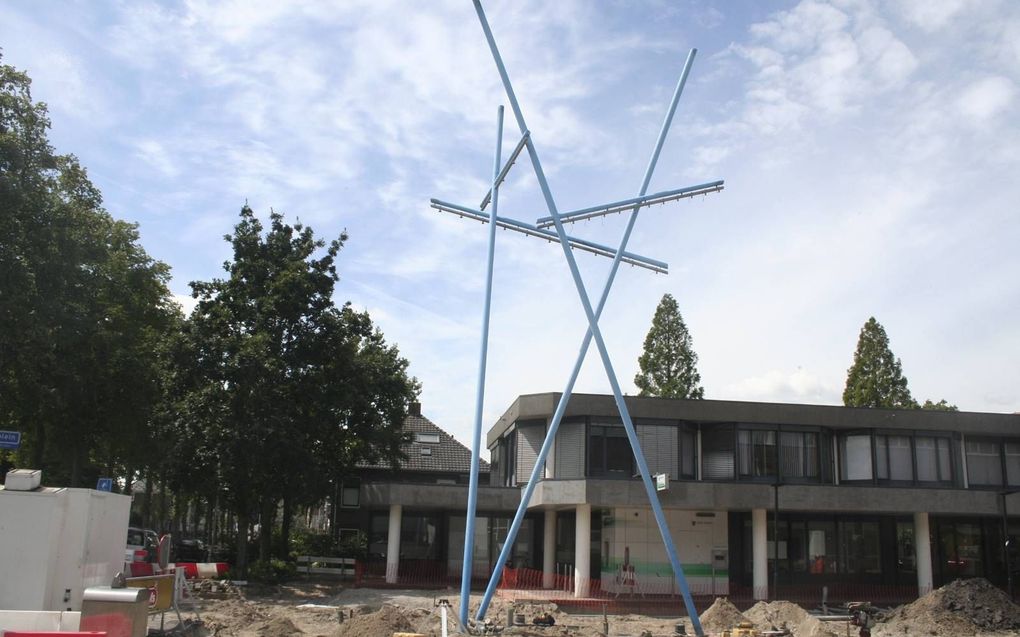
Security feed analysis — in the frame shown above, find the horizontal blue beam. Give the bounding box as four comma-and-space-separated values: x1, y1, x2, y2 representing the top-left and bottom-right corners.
535, 180, 724, 228
430, 198, 668, 273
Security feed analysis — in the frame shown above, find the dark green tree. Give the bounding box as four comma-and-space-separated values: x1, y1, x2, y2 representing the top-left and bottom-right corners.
843, 317, 915, 409
920, 399, 958, 411
634, 293, 704, 399
0, 55, 177, 487
165, 207, 417, 574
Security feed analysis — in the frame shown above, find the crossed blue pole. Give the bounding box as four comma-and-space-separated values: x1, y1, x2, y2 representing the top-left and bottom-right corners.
459, 105, 504, 626
468, 2, 709, 634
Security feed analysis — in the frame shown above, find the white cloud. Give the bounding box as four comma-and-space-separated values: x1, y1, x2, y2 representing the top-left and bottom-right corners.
172, 293, 199, 316
956, 76, 1016, 124
722, 368, 841, 404
4, 0, 1018, 449
134, 140, 179, 178
892, 0, 974, 32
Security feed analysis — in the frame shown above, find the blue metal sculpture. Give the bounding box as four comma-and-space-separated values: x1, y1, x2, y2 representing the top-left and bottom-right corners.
438, 2, 725, 633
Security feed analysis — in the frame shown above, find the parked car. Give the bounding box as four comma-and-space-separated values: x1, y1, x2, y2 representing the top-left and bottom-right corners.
174, 537, 206, 562
125, 526, 159, 563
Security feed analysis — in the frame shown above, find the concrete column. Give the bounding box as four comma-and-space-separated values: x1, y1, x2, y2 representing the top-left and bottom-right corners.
543, 510, 556, 588
386, 504, 402, 584
574, 504, 591, 598
914, 511, 933, 595
752, 508, 768, 600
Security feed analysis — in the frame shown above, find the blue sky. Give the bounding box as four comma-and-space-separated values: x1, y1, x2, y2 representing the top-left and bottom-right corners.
3, 0, 1018, 451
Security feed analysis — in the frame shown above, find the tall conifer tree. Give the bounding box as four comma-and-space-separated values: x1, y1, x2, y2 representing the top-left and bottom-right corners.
843, 317, 915, 408
634, 294, 704, 399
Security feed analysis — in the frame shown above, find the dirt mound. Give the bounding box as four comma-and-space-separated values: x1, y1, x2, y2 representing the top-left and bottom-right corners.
744, 600, 840, 637
252, 616, 302, 637
335, 604, 415, 637
699, 597, 748, 634
878, 578, 1020, 636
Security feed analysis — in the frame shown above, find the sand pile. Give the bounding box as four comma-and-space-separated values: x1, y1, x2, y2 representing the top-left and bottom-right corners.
335, 604, 424, 637
699, 597, 749, 634
878, 578, 1020, 636
203, 598, 272, 634
250, 616, 302, 637
744, 601, 840, 637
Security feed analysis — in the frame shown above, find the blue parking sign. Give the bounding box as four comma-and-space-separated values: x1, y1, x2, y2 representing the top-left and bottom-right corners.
0, 431, 21, 450
96, 478, 113, 492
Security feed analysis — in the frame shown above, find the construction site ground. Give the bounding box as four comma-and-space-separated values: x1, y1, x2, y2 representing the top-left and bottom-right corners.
175, 577, 1020, 637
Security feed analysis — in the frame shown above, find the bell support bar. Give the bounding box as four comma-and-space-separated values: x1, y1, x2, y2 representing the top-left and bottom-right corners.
535, 180, 724, 228
430, 198, 668, 274
480, 130, 530, 211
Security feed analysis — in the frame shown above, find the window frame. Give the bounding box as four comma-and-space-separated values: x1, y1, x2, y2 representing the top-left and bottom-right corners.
340, 480, 360, 508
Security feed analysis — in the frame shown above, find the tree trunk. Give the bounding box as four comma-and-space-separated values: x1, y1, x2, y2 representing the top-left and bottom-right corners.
258, 497, 275, 561
122, 465, 135, 496
30, 416, 45, 470
236, 510, 250, 577
279, 495, 293, 559
69, 450, 81, 488
157, 473, 168, 533
142, 468, 153, 527
206, 497, 215, 561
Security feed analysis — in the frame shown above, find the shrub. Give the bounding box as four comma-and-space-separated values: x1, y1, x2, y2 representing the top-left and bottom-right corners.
248, 558, 296, 584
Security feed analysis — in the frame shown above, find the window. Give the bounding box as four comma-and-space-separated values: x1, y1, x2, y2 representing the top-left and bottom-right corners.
338, 528, 360, 543
420, 447, 432, 456
840, 434, 873, 481
340, 481, 360, 508
1007, 442, 1020, 486
915, 436, 953, 484
875, 435, 912, 481
702, 425, 735, 480
966, 439, 1003, 486
416, 432, 441, 444
839, 521, 882, 574
589, 424, 632, 476
738, 429, 777, 479
400, 513, 439, 560
679, 426, 696, 479
780, 431, 820, 480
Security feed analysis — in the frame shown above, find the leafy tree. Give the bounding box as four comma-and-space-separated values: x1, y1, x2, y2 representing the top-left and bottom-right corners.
920, 399, 958, 411
634, 293, 704, 399
0, 55, 177, 486
164, 207, 417, 574
843, 317, 916, 409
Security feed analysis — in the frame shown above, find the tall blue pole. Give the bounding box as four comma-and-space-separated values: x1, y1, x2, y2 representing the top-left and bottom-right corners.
472, 3, 705, 634
460, 105, 504, 626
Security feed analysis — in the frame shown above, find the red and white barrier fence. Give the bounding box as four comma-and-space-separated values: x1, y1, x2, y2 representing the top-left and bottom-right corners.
124, 562, 229, 579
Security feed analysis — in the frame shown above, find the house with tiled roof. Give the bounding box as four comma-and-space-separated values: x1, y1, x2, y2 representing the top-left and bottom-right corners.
356, 405, 490, 479
335, 402, 520, 584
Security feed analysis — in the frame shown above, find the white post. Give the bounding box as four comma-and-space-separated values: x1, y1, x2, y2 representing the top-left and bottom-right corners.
543, 509, 556, 588
914, 511, 933, 596
574, 504, 591, 597
386, 504, 402, 584
752, 508, 768, 600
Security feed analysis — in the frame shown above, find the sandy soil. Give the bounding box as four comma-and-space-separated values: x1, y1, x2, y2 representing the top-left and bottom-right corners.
162, 578, 1020, 637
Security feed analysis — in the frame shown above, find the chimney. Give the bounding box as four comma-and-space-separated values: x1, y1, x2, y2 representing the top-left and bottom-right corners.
409, 401, 421, 416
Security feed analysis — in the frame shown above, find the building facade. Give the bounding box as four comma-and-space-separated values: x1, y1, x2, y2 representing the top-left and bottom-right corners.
335, 403, 523, 584
340, 395, 1020, 602
487, 393, 1020, 600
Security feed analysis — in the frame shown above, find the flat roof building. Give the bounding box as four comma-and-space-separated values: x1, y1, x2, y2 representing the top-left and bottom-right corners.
340, 394, 1020, 605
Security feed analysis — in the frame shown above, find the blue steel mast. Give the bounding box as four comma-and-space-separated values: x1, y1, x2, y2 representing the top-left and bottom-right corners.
469, 2, 707, 633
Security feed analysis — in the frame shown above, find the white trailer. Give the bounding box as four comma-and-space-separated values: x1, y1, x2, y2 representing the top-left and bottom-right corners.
0, 472, 131, 612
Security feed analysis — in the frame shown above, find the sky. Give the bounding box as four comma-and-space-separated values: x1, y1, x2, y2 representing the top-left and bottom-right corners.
2, 0, 1018, 454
